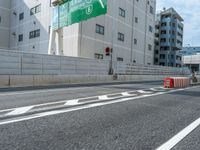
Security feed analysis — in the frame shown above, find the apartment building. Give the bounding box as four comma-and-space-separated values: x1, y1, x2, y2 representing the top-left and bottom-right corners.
1, 0, 156, 65
0, 0, 10, 49
154, 8, 183, 67
180, 47, 200, 56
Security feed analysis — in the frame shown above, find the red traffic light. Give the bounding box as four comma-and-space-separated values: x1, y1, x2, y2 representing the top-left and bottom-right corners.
105, 47, 110, 56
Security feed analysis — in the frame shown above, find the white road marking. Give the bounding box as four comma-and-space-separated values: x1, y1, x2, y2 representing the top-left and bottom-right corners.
98, 95, 109, 100
0, 87, 193, 126
156, 117, 200, 150
121, 92, 134, 96
150, 88, 159, 91
0, 108, 14, 113
0, 87, 161, 114
137, 90, 153, 94
64, 99, 79, 106
6, 106, 34, 116
98, 0, 105, 8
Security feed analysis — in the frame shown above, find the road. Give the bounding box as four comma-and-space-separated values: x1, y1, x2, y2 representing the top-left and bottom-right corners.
0, 81, 199, 150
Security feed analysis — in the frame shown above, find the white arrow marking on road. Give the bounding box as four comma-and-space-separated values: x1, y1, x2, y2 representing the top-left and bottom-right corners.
6, 106, 34, 116
64, 99, 79, 106
98, 0, 105, 8
156, 117, 200, 150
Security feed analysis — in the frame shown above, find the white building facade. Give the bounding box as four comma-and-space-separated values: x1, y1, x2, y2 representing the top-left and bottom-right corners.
0, 0, 156, 65
0, 0, 10, 49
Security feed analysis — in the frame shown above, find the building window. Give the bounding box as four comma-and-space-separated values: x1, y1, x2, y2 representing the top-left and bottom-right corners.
150, 6, 154, 14
117, 57, 124, 62
29, 29, 40, 39
135, 17, 138, 23
119, 8, 125, 18
96, 24, 104, 35
149, 25, 153, 32
160, 38, 166, 42
118, 32, 124, 42
148, 44, 152, 51
30, 4, 41, 15
18, 34, 23, 42
94, 53, 103, 59
155, 50, 159, 54
161, 22, 167, 26
160, 54, 165, 59
159, 62, 165, 66
134, 38, 137, 45
161, 30, 166, 34
19, 12, 24, 20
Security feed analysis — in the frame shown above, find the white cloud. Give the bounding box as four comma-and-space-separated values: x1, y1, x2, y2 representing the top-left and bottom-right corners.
156, 0, 200, 46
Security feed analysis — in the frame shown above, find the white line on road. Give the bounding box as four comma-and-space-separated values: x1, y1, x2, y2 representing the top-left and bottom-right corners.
121, 92, 132, 96
0, 87, 193, 126
137, 90, 153, 94
6, 106, 34, 116
0, 87, 161, 113
150, 88, 160, 91
156, 117, 200, 150
64, 99, 79, 106
98, 95, 109, 100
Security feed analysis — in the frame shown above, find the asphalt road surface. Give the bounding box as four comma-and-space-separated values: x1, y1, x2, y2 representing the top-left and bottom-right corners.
0, 81, 200, 150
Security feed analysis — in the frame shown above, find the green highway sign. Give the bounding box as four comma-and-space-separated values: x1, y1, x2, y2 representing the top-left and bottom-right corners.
52, 0, 108, 30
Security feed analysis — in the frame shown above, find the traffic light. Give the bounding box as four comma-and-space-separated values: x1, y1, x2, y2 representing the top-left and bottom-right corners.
105, 47, 110, 56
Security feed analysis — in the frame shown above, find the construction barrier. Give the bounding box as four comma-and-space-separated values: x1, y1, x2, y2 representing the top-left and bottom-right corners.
164, 77, 190, 88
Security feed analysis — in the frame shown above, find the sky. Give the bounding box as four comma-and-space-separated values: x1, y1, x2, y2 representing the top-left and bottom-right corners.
156, 0, 200, 47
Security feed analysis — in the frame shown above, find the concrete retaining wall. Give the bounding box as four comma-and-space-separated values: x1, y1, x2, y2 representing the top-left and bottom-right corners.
0, 75, 188, 88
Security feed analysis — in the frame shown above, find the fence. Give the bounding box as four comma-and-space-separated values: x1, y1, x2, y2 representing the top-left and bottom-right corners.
0, 49, 190, 76
115, 62, 190, 75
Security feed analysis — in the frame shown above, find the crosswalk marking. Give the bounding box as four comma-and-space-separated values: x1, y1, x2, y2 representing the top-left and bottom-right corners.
6, 106, 34, 116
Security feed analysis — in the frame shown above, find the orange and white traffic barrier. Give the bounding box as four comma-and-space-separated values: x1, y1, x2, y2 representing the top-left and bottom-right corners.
164, 77, 190, 88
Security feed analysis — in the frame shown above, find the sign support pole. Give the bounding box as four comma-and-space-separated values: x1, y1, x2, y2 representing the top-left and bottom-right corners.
48, 25, 55, 55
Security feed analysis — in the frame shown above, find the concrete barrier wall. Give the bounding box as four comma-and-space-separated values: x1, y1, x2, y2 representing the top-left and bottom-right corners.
0, 50, 109, 75
0, 74, 189, 88
0, 49, 190, 76
0, 49, 191, 87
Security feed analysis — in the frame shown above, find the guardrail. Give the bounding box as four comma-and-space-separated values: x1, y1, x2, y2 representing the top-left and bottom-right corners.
0, 49, 190, 76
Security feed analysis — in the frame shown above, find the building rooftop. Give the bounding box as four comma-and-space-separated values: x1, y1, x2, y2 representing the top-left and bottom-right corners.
161, 7, 184, 22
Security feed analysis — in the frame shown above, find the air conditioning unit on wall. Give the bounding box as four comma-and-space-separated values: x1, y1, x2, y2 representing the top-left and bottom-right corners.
52, 0, 68, 6
52, 0, 62, 6
12, 32, 16, 36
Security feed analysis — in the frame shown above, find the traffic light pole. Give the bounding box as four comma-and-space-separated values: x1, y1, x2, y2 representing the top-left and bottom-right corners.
109, 49, 113, 75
